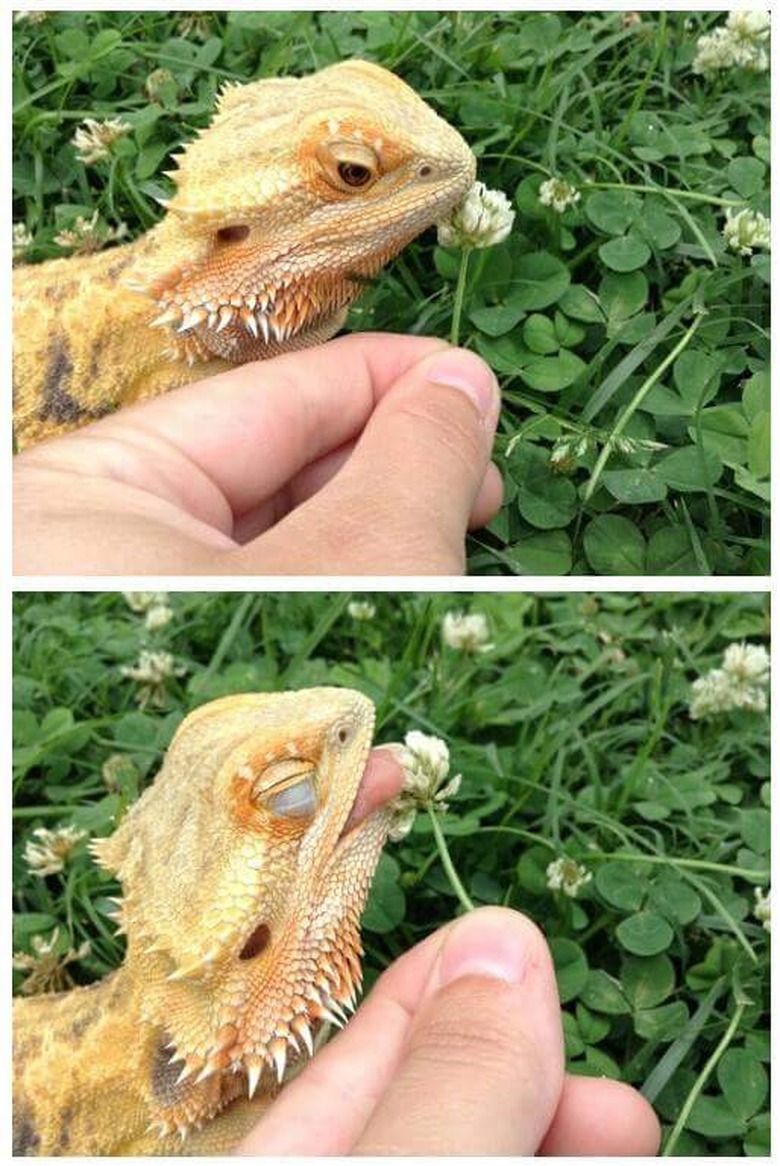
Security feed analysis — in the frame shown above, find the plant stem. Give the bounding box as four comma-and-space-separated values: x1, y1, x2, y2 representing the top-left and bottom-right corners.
582, 310, 704, 504
662, 999, 746, 1155
585, 851, 769, 883
450, 247, 471, 346
427, 806, 474, 912
585, 181, 743, 209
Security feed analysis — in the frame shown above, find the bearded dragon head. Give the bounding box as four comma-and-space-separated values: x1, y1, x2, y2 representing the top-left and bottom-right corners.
136, 59, 476, 362
92, 687, 390, 1123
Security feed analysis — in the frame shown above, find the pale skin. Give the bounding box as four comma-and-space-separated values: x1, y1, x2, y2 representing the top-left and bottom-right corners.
242, 755, 661, 1156
14, 334, 503, 576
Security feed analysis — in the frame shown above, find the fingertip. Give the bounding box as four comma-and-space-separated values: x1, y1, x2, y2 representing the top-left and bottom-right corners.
540, 1074, 662, 1157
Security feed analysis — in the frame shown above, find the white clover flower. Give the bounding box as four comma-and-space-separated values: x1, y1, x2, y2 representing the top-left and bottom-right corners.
384, 730, 461, 841
546, 856, 593, 898
123, 591, 173, 631
54, 210, 128, 256
120, 650, 186, 707
726, 10, 770, 42
13, 10, 48, 23
71, 117, 132, 164
24, 825, 87, 878
13, 223, 33, 260
693, 12, 770, 74
347, 601, 376, 621
13, 928, 91, 996
437, 181, 515, 249
753, 886, 770, 933
442, 611, 493, 653
722, 641, 770, 685
539, 177, 582, 214
144, 67, 175, 102
689, 641, 769, 719
722, 208, 770, 256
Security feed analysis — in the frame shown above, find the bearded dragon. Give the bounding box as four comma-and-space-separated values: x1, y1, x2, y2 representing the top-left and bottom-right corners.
13, 687, 396, 1155
13, 59, 476, 449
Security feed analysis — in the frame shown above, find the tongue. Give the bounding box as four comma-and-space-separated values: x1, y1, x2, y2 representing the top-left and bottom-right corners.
343, 748, 405, 834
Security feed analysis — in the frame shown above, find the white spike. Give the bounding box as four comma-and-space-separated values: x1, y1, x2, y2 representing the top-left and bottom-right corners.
195, 1063, 216, 1084
272, 1043, 287, 1084
292, 1016, 314, 1056
216, 306, 234, 332
318, 1005, 344, 1029
246, 1061, 262, 1100
243, 311, 258, 338
257, 313, 270, 343
177, 307, 207, 333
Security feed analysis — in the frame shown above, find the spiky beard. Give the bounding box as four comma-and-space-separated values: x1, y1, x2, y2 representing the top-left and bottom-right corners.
144, 806, 391, 1138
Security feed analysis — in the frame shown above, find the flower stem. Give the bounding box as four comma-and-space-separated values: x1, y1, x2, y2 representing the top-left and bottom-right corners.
450, 247, 471, 346
427, 805, 474, 912
584, 181, 743, 209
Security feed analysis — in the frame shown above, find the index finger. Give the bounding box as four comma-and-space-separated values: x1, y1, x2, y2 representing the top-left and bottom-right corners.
63, 333, 449, 517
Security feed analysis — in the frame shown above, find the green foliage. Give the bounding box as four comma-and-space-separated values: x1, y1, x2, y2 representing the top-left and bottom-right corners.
12, 11, 769, 575
13, 591, 770, 1155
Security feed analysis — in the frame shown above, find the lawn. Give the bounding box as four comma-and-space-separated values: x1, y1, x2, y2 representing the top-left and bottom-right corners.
13, 590, 770, 1154
12, 11, 770, 575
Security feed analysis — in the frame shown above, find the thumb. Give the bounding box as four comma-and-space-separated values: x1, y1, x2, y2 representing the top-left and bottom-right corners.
353, 907, 565, 1155
339, 346, 501, 569
243, 346, 500, 574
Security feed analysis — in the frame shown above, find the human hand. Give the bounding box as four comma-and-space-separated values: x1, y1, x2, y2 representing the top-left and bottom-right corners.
14, 334, 502, 575
236, 906, 661, 1156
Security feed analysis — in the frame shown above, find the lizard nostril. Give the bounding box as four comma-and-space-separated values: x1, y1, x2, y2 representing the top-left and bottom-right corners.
217, 224, 250, 244
239, 922, 270, 960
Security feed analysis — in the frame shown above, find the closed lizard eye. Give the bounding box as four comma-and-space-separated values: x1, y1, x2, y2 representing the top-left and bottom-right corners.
251, 758, 318, 820
265, 777, 317, 819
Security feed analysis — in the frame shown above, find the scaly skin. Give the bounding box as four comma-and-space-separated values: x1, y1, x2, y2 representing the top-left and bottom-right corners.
13, 59, 476, 448
13, 688, 393, 1155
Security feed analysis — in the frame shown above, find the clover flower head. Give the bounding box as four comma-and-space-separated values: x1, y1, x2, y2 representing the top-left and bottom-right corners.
54, 210, 128, 256
722, 208, 770, 256
689, 640, 769, 719
693, 12, 770, 75
120, 650, 186, 707
437, 182, 515, 249
13, 223, 33, 260
384, 730, 461, 841
539, 177, 582, 214
442, 611, 493, 653
24, 825, 87, 878
546, 856, 593, 898
753, 886, 771, 932
71, 117, 132, 164
347, 601, 376, 621
13, 928, 91, 995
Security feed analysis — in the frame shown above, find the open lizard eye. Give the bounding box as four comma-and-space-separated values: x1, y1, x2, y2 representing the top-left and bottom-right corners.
318, 140, 380, 193
338, 162, 371, 187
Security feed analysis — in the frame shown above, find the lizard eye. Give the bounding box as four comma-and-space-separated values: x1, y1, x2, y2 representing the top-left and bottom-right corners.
318, 140, 380, 193
251, 758, 318, 820
265, 777, 317, 820
338, 161, 372, 187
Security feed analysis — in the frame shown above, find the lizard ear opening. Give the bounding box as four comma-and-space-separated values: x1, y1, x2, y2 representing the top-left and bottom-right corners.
216, 224, 250, 244
239, 922, 270, 961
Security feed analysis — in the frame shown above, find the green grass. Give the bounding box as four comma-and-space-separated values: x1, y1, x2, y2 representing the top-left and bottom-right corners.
12, 10, 769, 576
13, 591, 770, 1155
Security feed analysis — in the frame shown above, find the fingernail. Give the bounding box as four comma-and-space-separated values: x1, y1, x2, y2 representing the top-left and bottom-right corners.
425, 350, 499, 423
438, 911, 528, 986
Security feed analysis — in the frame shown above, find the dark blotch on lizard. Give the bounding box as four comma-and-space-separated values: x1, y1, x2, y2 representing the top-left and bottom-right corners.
13, 1106, 41, 1156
